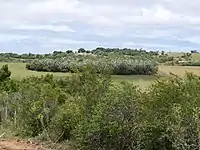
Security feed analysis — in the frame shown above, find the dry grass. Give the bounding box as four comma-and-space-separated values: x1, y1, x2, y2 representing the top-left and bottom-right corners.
192, 53, 200, 61
167, 52, 200, 61
159, 65, 200, 76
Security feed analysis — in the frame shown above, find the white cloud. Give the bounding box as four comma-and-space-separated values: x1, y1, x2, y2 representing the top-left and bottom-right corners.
0, 34, 30, 42
14, 24, 75, 32
50, 38, 98, 45
1, 0, 200, 28
183, 36, 200, 45
124, 41, 175, 48
0, 0, 200, 52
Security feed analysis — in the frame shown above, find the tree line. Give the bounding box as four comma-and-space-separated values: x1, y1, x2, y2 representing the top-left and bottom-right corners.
0, 47, 158, 60
26, 55, 158, 75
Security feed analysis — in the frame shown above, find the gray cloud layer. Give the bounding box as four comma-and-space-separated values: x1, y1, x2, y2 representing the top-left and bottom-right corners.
0, 0, 200, 52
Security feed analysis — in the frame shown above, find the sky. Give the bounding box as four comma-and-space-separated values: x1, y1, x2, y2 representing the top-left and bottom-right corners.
1, 0, 200, 53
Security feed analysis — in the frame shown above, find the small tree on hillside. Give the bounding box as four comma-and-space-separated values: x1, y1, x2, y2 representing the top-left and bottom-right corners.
78, 48, 86, 53
161, 51, 165, 56
0, 64, 11, 81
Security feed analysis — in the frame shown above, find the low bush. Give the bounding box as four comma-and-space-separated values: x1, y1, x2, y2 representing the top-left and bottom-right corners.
73, 82, 143, 150
157, 55, 174, 63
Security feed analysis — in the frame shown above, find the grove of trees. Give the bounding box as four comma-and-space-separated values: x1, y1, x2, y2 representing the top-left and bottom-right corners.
26, 55, 158, 75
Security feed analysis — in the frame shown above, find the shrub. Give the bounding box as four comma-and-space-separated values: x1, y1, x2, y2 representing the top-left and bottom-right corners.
0, 64, 11, 81
73, 82, 143, 150
47, 99, 83, 142
12, 83, 63, 136
157, 55, 174, 63
142, 73, 200, 149
43, 65, 111, 142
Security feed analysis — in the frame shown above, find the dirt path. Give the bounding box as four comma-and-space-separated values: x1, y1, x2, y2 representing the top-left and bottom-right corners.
0, 139, 50, 150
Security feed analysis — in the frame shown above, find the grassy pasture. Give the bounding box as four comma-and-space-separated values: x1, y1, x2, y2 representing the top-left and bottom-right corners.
159, 65, 200, 76
1, 62, 200, 89
191, 53, 200, 61
167, 52, 200, 61
0, 62, 69, 80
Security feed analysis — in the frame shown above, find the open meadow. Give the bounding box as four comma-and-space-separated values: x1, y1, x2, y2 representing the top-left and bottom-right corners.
1, 62, 200, 89
167, 52, 200, 61
0, 62, 156, 89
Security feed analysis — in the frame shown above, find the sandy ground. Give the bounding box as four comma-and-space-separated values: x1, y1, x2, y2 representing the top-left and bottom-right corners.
0, 139, 50, 150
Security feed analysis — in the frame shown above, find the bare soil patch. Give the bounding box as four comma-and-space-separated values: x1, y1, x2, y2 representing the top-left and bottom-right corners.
0, 139, 51, 150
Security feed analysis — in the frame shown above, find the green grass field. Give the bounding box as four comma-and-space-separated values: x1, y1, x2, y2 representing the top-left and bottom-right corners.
1, 62, 200, 89
0, 62, 69, 80
159, 65, 200, 76
167, 52, 200, 61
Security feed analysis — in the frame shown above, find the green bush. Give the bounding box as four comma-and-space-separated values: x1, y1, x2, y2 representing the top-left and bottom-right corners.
43, 65, 111, 142
142, 73, 200, 149
157, 55, 174, 63
0, 64, 11, 81
13, 82, 63, 136
47, 99, 83, 142
73, 82, 143, 150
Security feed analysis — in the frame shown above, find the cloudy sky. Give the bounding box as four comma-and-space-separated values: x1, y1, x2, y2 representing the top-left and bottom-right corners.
1, 0, 200, 53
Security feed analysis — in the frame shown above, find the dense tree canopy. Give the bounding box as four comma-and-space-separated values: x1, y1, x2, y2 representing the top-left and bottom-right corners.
26, 55, 158, 75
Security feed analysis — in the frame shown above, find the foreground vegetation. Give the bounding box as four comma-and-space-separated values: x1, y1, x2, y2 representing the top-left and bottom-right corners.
1, 48, 200, 149
1, 63, 200, 149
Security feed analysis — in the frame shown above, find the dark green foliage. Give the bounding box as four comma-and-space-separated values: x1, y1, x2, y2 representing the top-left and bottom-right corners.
78, 48, 86, 53
157, 55, 174, 63
191, 50, 198, 53
74, 83, 143, 150
0, 64, 11, 81
141, 73, 200, 150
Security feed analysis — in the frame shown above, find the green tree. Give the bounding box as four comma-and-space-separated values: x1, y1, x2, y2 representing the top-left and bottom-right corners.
0, 64, 11, 81
161, 51, 165, 56
78, 48, 86, 53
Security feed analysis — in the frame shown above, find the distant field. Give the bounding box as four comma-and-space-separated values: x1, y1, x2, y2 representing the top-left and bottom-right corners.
167, 52, 200, 61
159, 65, 200, 76
191, 53, 200, 61
0, 62, 69, 80
1, 62, 200, 89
